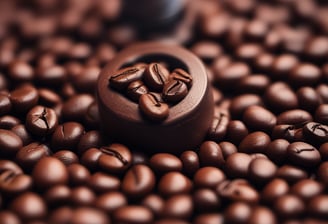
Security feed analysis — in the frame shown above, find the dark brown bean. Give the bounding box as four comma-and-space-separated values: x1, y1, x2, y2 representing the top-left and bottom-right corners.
171, 68, 193, 89
238, 131, 271, 154
162, 194, 193, 220
126, 80, 149, 102
113, 205, 153, 224
51, 122, 84, 150
180, 150, 199, 176
199, 141, 225, 168
150, 153, 182, 173
286, 142, 321, 167
88, 172, 120, 193
10, 84, 39, 113
25, 106, 58, 136
243, 105, 276, 132
0, 129, 23, 156
261, 178, 289, 204
144, 63, 170, 91
194, 167, 226, 189
139, 93, 169, 122
95, 191, 127, 214
158, 172, 192, 197
110, 65, 146, 90
162, 79, 188, 103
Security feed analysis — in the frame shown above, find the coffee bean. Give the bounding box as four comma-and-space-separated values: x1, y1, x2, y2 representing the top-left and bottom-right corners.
248, 158, 277, 185
226, 120, 249, 145
71, 207, 109, 224
62, 94, 94, 122
219, 142, 238, 159
144, 63, 169, 91
38, 88, 61, 107
193, 167, 226, 189
9, 192, 46, 221
77, 130, 103, 155
122, 164, 155, 197
303, 122, 328, 144
180, 150, 200, 177
67, 163, 90, 186
0, 171, 32, 195
271, 124, 304, 142
88, 172, 120, 193
315, 104, 328, 124
248, 206, 277, 224
162, 79, 188, 103
236, 74, 270, 94
150, 153, 182, 173
225, 153, 252, 178
206, 112, 229, 141
308, 195, 328, 219
296, 87, 321, 112
10, 84, 39, 113
70, 186, 95, 206
273, 194, 305, 219
110, 65, 145, 91
199, 141, 225, 168
316, 85, 328, 104
26, 106, 58, 136
277, 109, 312, 125
126, 80, 148, 102
264, 82, 298, 113
51, 122, 84, 150
0, 160, 22, 175
81, 148, 103, 171
141, 194, 164, 217
265, 139, 289, 164
217, 179, 259, 204
191, 41, 222, 63
158, 172, 192, 197
243, 105, 276, 132
53, 150, 79, 166
162, 194, 193, 220
261, 178, 289, 204
291, 179, 323, 201
0, 211, 21, 224
171, 68, 193, 89
32, 157, 68, 189
276, 165, 308, 184
317, 162, 328, 186
224, 202, 251, 224
0, 129, 23, 156
72, 65, 100, 93
11, 124, 32, 145
9, 60, 34, 82
48, 207, 73, 224
239, 131, 271, 154
113, 205, 154, 224
319, 143, 328, 161
0, 94, 11, 116
16, 142, 51, 171
289, 63, 321, 87
36, 65, 67, 86
0, 115, 20, 130
95, 191, 127, 213
286, 142, 321, 167
139, 93, 169, 122
215, 62, 250, 89
229, 94, 262, 118
44, 185, 71, 206
193, 213, 224, 224
193, 188, 220, 213
98, 143, 132, 173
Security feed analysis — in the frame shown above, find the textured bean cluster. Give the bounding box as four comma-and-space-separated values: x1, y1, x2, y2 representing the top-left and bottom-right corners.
0, 0, 328, 224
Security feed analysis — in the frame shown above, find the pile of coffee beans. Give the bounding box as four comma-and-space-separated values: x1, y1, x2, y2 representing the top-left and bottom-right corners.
109, 63, 193, 121
0, 0, 328, 223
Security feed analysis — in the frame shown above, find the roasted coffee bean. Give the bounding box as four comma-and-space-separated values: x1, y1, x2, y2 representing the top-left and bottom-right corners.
9, 192, 46, 221
162, 79, 188, 103
0, 94, 11, 116
288, 63, 321, 87
126, 80, 148, 102
84, 101, 100, 129
180, 150, 200, 176
276, 165, 308, 184
206, 112, 229, 141
235, 43, 263, 63
217, 179, 259, 204
26, 106, 58, 136
319, 143, 328, 161
0, 160, 22, 175
113, 205, 154, 224
158, 172, 192, 197
88, 172, 120, 193
290, 179, 323, 201
243, 105, 276, 132
226, 120, 249, 145
62, 94, 94, 122
191, 41, 222, 63
141, 194, 164, 217
308, 195, 328, 219
199, 141, 225, 168
277, 109, 312, 125
16, 142, 50, 171
72, 65, 100, 93
248, 158, 277, 185
225, 153, 252, 178
193, 188, 220, 213
36, 65, 67, 86
53, 150, 79, 165
81, 148, 103, 171
77, 130, 103, 155
194, 213, 223, 224
0, 211, 21, 224
0, 115, 20, 130
51, 122, 84, 150
9, 60, 34, 82
139, 93, 169, 122
162, 194, 193, 220
316, 85, 328, 104
236, 74, 270, 94
110, 65, 145, 91
219, 142, 238, 159
122, 164, 155, 198
11, 124, 32, 145
38, 88, 61, 107
193, 166, 225, 190
10, 84, 39, 113
0, 129, 23, 156
67, 163, 90, 186
248, 206, 277, 224
303, 122, 328, 143
296, 87, 321, 112
271, 124, 304, 142
265, 139, 289, 164
171, 68, 193, 89
144, 63, 170, 91
70, 186, 96, 206
150, 153, 182, 173
271, 54, 299, 80
315, 104, 328, 124
48, 207, 73, 224
273, 194, 305, 219
229, 94, 262, 118
224, 202, 251, 224
286, 142, 321, 167
317, 162, 328, 186
32, 157, 68, 189
264, 82, 298, 113
261, 178, 289, 204
239, 131, 271, 154
0, 170, 32, 194
215, 62, 250, 89
71, 207, 109, 224
95, 191, 127, 213
98, 143, 132, 173
44, 185, 71, 206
